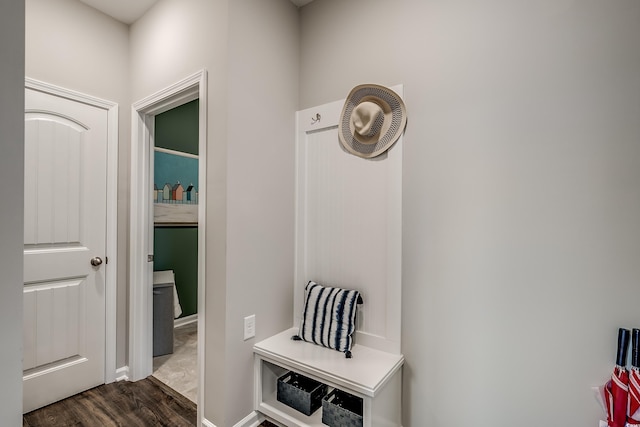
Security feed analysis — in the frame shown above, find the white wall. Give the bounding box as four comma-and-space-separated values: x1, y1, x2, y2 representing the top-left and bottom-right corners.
225, 0, 298, 424
130, 0, 298, 424
0, 1, 25, 424
25, 0, 131, 367
300, 1, 640, 426
130, 0, 231, 421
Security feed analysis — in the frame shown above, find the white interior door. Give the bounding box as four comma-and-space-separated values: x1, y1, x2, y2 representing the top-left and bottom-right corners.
23, 86, 108, 412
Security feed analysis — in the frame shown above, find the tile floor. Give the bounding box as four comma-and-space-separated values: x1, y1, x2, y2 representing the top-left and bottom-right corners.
152, 322, 198, 403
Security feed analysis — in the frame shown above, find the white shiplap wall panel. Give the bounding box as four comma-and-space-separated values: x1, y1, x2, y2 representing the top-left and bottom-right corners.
304, 129, 390, 337
295, 86, 404, 354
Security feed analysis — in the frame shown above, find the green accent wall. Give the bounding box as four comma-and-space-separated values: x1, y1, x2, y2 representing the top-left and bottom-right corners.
154, 99, 199, 317
155, 99, 199, 154
153, 227, 198, 317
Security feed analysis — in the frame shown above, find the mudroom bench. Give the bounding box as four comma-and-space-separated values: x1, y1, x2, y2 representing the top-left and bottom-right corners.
253, 328, 404, 427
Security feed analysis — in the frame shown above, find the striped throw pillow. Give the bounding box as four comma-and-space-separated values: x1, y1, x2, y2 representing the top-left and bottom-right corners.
298, 281, 362, 356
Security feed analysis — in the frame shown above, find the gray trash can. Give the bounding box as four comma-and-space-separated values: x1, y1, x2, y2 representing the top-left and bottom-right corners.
153, 273, 175, 357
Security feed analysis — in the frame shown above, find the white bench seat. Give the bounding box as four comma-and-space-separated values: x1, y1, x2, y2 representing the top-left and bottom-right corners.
253, 328, 404, 427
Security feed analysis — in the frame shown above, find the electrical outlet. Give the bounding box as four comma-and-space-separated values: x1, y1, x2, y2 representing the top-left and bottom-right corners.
244, 314, 256, 340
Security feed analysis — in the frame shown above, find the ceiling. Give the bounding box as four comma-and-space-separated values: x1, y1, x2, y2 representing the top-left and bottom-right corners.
80, 0, 314, 25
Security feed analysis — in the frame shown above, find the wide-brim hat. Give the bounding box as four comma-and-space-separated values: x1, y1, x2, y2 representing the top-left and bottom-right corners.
338, 84, 407, 159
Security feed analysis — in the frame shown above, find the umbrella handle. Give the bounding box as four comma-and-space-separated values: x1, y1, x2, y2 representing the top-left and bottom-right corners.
616, 328, 631, 367
633, 328, 640, 369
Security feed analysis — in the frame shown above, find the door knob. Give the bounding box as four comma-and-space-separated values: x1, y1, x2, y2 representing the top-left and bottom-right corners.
90, 257, 103, 266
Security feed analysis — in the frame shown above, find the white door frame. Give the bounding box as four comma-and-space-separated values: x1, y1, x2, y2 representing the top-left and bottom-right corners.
24, 77, 119, 384
129, 70, 207, 418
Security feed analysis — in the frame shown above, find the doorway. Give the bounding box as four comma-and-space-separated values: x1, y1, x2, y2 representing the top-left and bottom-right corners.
129, 70, 207, 423
151, 99, 199, 402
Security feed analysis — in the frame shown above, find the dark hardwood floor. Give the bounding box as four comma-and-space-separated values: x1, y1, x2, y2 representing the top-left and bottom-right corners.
23, 376, 196, 427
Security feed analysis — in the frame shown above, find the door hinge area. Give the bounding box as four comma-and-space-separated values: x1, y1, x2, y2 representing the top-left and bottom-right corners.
147, 254, 154, 262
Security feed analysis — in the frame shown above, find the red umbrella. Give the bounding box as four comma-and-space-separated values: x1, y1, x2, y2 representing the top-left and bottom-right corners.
628, 329, 640, 425
604, 328, 630, 427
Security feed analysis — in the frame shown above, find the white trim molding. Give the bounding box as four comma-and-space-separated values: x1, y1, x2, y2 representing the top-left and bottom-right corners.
25, 77, 120, 385
115, 366, 129, 382
174, 314, 198, 329
154, 146, 199, 159
202, 419, 217, 427
203, 414, 267, 427
233, 411, 265, 427
129, 69, 207, 425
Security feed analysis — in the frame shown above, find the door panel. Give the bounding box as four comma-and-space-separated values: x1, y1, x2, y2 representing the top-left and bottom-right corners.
23, 279, 83, 371
24, 114, 83, 246
23, 87, 107, 412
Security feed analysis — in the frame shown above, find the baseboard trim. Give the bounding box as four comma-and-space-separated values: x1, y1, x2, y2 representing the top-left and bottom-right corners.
202, 411, 263, 427
175, 314, 198, 328
115, 366, 129, 382
205, 412, 397, 427
233, 411, 265, 427
115, 366, 129, 381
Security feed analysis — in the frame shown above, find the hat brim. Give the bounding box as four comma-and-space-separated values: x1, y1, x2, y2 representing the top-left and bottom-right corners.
338, 84, 407, 159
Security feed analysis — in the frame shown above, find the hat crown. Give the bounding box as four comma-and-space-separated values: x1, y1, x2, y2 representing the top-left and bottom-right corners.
338, 84, 407, 158
351, 101, 384, 138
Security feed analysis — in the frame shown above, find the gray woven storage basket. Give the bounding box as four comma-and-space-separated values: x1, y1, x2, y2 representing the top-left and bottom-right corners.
277, 372, 327, 416
321, 388, 363, 427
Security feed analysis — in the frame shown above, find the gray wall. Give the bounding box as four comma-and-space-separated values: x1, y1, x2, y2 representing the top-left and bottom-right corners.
225, 0, 298, 423
0, 0, 25, 424
25, 0, 131, 368
130, 0, 298, 424
18, 1, 640, 426
300, 1, 640, 426
130, 0, 231, 421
